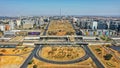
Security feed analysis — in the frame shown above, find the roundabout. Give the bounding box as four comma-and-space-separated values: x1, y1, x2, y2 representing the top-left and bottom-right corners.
34, 45, 89, 64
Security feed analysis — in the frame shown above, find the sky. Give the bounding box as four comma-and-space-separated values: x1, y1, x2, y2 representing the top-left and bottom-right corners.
0, 0, 120, 16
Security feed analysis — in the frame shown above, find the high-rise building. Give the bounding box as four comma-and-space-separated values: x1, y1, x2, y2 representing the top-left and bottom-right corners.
92, 21, 98, 30
97, 23, 108, 29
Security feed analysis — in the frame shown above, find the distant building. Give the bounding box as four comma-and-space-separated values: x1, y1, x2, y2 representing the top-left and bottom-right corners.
16, 31, 27, 36
83, 29, 116, 36
22, 20, 34, 29
16, 20, 21, 27
5, 24, 10, 31
110, 24, 117, 30
0, 24, 5, 31
118, 24, 120, 32
92, 21, 98, 30
4, 30, 16, 37
97, 23, 108, 29
9, 20, 15, 30
72, 17, 78, 23
23, 23, 33, 29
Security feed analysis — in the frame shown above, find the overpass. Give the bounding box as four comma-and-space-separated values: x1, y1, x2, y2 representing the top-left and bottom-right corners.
35, 41, 88, 45
0, 35, 120, 46
24, 35, 99, 40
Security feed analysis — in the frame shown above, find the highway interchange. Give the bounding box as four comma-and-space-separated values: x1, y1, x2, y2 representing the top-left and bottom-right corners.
19, 21, 106, 68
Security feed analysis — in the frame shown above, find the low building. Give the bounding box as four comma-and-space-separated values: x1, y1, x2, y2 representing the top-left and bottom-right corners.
16, 31, 28, 36
4, 31, 16, 37
28, 32, 40, 36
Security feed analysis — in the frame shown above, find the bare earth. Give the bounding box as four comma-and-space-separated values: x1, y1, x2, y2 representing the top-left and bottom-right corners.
40, 46, 85, 61
0, 47, 33, 68
89, 45, 120, 68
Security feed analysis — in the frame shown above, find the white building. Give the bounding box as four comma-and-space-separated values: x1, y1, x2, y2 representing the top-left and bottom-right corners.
9, 20, 15, 30
16, 20, 21, 27
0, 24, 5, 31
106, 21, 110, 29
92, 21, 98, 30
73, 17, 78, 23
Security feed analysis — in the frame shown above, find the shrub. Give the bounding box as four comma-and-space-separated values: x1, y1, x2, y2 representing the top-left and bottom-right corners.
95, 48, 101, 52
1, 49, 6, 52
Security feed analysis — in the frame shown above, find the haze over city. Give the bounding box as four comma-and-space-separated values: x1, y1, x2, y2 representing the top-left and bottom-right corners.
0, 0, 120, 16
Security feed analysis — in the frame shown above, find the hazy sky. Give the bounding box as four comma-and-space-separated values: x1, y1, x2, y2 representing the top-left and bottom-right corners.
0, 0, 120, 16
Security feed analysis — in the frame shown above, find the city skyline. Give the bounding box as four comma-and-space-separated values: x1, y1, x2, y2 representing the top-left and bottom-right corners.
0, 0, 120, 16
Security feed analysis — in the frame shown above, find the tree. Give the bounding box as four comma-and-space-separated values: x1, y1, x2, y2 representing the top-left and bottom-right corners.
66, 32, 74, 35
48, 31, 57, 35
33, 23, 37, 28
103, 54, 113, 60
33, 64, 37, 68
28, 60, 34, 65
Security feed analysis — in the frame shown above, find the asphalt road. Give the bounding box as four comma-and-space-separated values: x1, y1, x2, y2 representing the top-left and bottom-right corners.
43, 22, 50, 35
82, 45, 104, 68
20, 45, 39, 68
20, 22, 50, 68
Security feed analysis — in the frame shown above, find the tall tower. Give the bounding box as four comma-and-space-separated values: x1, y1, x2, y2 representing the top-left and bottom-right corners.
60, 8, 62, 17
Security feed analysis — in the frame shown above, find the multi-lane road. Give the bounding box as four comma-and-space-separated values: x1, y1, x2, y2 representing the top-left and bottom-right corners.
82, 45, 104, 68
20, 45, 39, 68
20, 22, 50, 68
